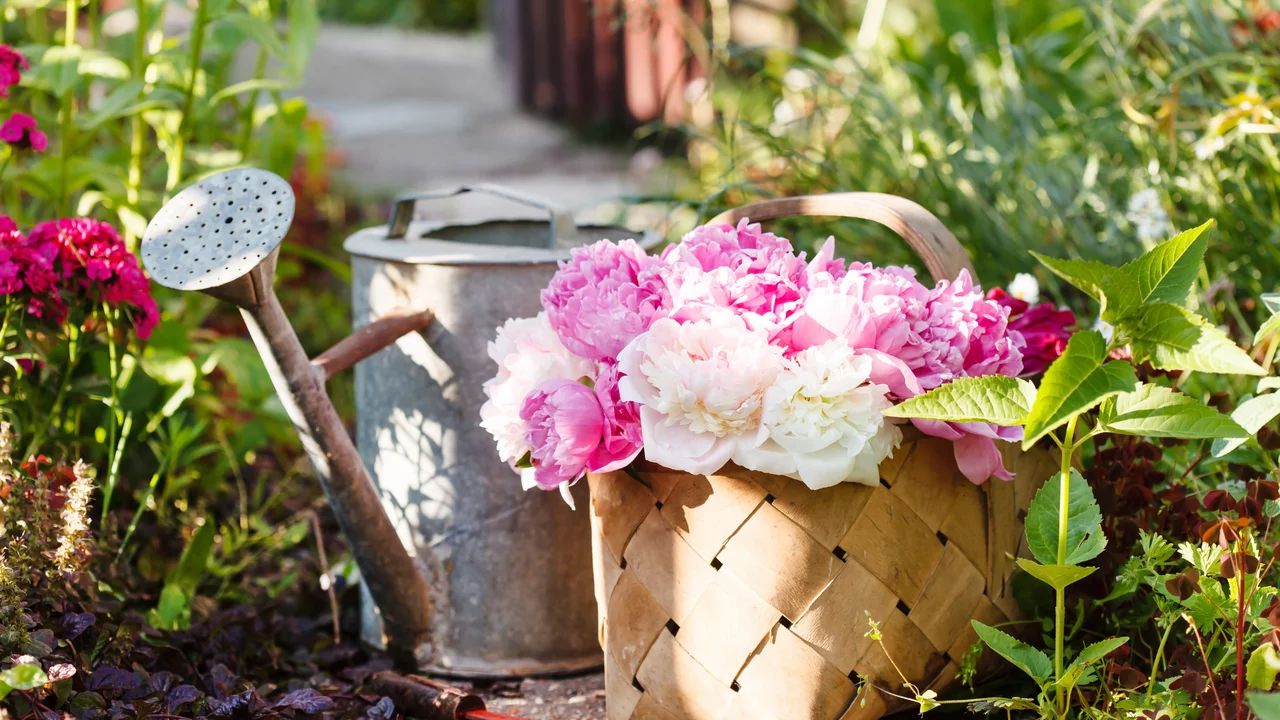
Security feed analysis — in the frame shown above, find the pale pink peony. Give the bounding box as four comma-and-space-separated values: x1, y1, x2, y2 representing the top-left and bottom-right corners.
520, 379, 605, 489
657, 219, 846, 335
617, 312, 785, 475
480, 313, 595, 466
912, 270, 1024, 389
785, 262, 930, 357
914, 419, 1022, 484
542, 239, 667, 361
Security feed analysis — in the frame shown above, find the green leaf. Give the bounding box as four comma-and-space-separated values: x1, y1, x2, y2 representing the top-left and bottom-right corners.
1023, 331, 1138, 448
1251, 690, 1280, 720
1016, 558, 1096, 590
209, 77, 295, 105
0, 664, 49, 695
42, 45, 83, 95
1212, 394, 1280, 458
1264, 294, 1280, 315
80, 80, 146, 130
217, 12, 287, 58
1031, 252, 1138, 320
1122, 221, 1212, 306
287, 0, 320, 79
971, 621, 1053, 685
1025, 469, 1106, 566
1061, 637, 1129, 688
1099, 384, 1247, 439
172, 521, 216, 598
1261, 378, 1280, 393
1250, 645, 1280, 691
1257, 311, 1280, 346
882, 375, 1035, 425
1129, 303, 1265, 376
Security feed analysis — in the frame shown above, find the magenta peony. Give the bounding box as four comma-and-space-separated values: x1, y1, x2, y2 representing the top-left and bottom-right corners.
542, 239, 667, 361
988, 287, 1075, 376
520, 378, 605, 489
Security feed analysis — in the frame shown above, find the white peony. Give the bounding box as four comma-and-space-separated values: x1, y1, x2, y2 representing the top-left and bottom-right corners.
735, 341, 902, 490
617, 312, 785, 475
480, 312, 595, 465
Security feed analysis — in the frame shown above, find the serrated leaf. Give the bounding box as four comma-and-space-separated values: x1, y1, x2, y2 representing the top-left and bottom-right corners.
1252, 690, 1280, 720
1026, 470, 1106, 566
1023, 331, 1138, 448
971, 621, 1053, 685
1129, 303, 1264, 376
1257, 312, 1280, 346
1122, 221, 1212, 307
1100, 383, 1247, 439
1016, 558, 1096, 590
1212, 394, 1280, 457
1250, 645, 1280, 691
1031, 252, 1139, 320
1061, 637, 1130, 688
882, 375, 1035, 425
1264, 294, 1280, 315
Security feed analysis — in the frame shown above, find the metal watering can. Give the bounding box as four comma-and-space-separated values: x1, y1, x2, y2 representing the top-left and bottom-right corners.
344, 185, 660, 677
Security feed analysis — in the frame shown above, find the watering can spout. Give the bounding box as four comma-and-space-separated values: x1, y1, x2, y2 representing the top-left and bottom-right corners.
141, 169, 436, 667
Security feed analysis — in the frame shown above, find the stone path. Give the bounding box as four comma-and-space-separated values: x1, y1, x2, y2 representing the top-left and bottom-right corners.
299, 25, 654, 225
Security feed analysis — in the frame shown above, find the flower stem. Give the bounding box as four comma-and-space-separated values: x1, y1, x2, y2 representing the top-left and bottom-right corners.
100, 303, 126, 519
25, 323, 81, 458
1145, 618, 1175, 701
1054, 414, 1079, 715
126, 0, 150, 215
165, 0, 212, 197
58, 0, 79, 216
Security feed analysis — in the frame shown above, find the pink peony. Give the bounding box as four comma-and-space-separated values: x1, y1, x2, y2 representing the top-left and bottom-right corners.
590, 362, 643, 473
520, 378, 605, 489
480, 313, 595, 467
542, 239, 667, 361
786, 262, 930, 357
0, 46, 27, 98
988, 287, 1075, 376
0, 113, 47, 152
911, 270, 1024, 389
657, 219, 846, 334
617, 311, 785, 475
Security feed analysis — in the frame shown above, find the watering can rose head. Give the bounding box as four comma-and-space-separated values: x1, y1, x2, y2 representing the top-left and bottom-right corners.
481, 221, 1074, 504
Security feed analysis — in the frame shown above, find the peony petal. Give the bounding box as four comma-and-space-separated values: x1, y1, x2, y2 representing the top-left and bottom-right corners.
953, 434, 1015, 484
858, 349, 922, 399
558, 482, 578, 510
793, 444, 858, 490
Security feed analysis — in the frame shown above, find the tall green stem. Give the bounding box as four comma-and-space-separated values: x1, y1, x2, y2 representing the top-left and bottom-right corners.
25, 324, 81, 458
58, 0, 78, 215
166, 0, 212, 196
126, 0, 150, 215
237, 47, 268, 156
1054, 414, 1079, 715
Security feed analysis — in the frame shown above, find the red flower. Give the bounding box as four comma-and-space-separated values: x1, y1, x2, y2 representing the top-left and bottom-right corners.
0, 112, 48, 152
987, 287, 1076, 375
1259, 10, 1280, 34
0, 46, 27, 98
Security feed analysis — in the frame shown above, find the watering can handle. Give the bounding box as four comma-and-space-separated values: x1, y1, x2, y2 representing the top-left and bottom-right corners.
311, 307, 435, 382
387, 183, 578, 249
708, 192, 976, 283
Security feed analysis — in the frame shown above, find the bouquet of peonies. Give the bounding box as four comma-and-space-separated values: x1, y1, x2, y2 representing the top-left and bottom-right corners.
480, 220, 1073, 506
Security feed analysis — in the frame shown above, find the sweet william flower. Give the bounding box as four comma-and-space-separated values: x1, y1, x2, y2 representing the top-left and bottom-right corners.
542, 239, 666, 361
735, 341, 902, 489
520, 378, 605, 490
0, 113, 47, 153
617, 312, 784, 475
480, 312, 595, 467
0, 46, 27, 98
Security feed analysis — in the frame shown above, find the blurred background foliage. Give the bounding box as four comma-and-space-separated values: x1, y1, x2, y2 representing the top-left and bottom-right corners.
667, 0, 1280, 331
317, 0, 482, 31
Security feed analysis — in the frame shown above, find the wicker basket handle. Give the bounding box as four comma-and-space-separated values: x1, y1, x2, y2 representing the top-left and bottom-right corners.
709, 192, 976, 282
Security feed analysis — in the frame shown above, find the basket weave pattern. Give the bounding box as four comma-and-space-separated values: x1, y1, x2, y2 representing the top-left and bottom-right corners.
588, 429, 1056, 720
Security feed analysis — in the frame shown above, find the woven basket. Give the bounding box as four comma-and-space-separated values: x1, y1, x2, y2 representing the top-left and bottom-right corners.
585, 193, 1059, 720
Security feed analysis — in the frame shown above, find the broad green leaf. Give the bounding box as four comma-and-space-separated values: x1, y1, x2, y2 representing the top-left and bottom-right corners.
1258, 312, 1280, 346
1129, 303, 1264, 376
1252, 690, 1280, 720
1060, 637, 1129, 688
77, 49, 131, 80
1265, 294, 1280, 315
971, 621, 1053, 685
80, 80, 145, 130
1212, 394, 1280, 457
287, 0, 320, 79
1016, 558, 1096, 590
1025, 470, 1106, 566
0, 664, 49, 694
882, 375, 1035, 425
151, 584, 189, 630
1262, 377, 1280, 393
42, 45, 83, 95
172, 521, 216, 597
209, 77, 295, 105
217, 12, 287, 58
1030, 252, 1138, 319
1023, 331, 1138, 448
1250, 645, 1280, 691
1121, 221, 1212, 307
1099, 384, 1247, 439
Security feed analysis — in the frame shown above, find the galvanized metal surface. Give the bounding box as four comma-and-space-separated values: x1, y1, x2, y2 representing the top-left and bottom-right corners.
141, 170, 436, 668
349, 190, 659, 677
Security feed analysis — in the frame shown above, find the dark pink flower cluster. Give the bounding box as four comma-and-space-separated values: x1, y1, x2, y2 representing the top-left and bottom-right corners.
0, 46, 27, 98
986, 287, 1076, 375
1, 216, 159, 339
0, 113, 46, 152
